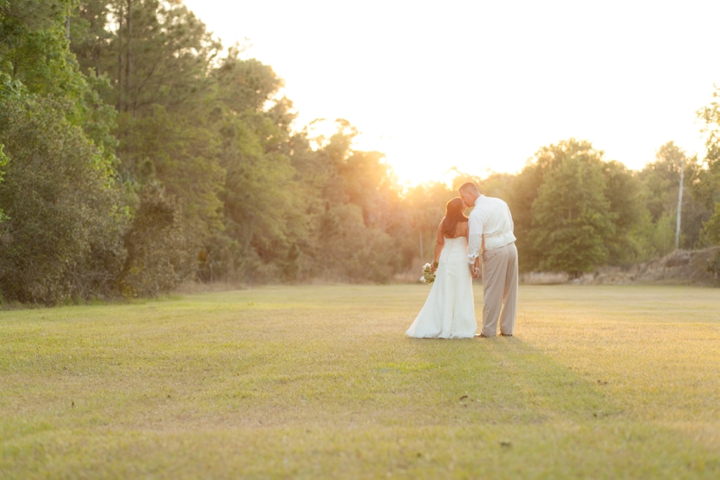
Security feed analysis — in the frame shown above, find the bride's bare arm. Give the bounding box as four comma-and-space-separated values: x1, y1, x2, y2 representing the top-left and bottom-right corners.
433, 220, 444, 271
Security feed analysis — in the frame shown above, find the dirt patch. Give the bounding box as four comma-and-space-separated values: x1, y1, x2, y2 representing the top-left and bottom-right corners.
520, 272, 569, 285
624, 247, 720, 286
517, 247, 720, 287
589, 247, 720, 287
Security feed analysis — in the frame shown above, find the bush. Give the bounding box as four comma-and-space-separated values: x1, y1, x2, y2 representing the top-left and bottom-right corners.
118, 186, 195, 297
0, 96, 124, 304
707, 250, 720, 283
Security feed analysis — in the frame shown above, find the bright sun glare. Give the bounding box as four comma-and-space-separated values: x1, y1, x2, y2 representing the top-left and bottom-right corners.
185, 0, 720, 185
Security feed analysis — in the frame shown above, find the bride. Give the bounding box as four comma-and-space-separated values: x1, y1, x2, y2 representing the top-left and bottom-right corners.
406, 197, 477, 339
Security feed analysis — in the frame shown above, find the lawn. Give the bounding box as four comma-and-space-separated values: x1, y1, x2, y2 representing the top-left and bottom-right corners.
1, 284, 719, 478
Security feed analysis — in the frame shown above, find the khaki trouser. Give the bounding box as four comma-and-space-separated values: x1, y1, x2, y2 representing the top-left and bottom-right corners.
481, 242, 518, 336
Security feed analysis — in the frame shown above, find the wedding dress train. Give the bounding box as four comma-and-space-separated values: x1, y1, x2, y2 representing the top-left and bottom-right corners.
406, 236, 477, 339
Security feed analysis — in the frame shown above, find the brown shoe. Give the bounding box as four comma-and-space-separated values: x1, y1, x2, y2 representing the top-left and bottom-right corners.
500, 333, 513, 337
475, 333, 491, 338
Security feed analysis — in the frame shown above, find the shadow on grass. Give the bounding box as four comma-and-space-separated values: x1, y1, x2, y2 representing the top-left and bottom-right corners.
402, 334, 618, 425
401, 334, 719, 476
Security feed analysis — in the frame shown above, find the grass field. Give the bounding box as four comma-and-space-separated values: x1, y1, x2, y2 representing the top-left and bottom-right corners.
1, 284, 719, 479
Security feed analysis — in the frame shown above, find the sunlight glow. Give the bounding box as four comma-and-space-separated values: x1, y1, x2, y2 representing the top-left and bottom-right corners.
185, 0, 720, 184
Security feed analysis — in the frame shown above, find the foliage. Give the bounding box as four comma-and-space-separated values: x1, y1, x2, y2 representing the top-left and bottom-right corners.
602, 161, 646, 265
316, 203, 399, 282
703, 203, 720, 245
0, 95, 124, 304
0, 0, 124, 304
638, 142, 710, 252
4, 0, 720, 302
698, 85, 720, 181
649, 211, 677, 257
118, 185, 193, 297
0, 143, 7, 222
401, 182, 455, 265
707, 249, 720, 280
531, 147, 613, 278
697, 85, 720, 251
1, 0, 117, 153
508, 140, 613, 276
118, 104, 224, 239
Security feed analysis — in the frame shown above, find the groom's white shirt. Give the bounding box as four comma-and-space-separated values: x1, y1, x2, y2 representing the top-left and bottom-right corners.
467, 195, 516, 263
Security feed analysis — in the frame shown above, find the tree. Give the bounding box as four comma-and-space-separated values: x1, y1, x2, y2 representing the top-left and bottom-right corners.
0, 143, 7, 223
602, 160, 647, 265
508, 139, 604, 272
696, 86, 720, 249
402, 181, 454, 264
0, 1, 125, 303
118, 185, 193, 296
1, 0, 117, 152
529, 141, 614, 278
211, 53, 306, 282
639, 142, 710, 252
299, 120, 403, 281
67, 1, 228, 284
640, 142, 686, 221
214, 53, 283, 114
0, 95, 124, 303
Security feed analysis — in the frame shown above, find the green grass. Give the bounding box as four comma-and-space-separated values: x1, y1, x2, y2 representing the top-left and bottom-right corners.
1, 284, 719, 478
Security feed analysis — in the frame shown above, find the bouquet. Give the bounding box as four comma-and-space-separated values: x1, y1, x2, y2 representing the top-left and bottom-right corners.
420, 262, 436, 284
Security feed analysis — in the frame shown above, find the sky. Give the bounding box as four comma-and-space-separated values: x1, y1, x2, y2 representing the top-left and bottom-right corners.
184, 0, 720, 186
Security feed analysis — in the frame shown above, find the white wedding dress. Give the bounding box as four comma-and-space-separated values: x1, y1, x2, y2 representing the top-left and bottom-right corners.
406, 236, 477, 339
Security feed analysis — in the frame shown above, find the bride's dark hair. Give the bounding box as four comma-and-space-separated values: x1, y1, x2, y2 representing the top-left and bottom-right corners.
441, 197, 468, 237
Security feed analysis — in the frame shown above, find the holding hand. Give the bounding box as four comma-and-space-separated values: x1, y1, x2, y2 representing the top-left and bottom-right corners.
470, 258, 480, 278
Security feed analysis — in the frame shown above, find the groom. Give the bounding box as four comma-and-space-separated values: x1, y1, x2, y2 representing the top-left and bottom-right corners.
458, 182, 518, 337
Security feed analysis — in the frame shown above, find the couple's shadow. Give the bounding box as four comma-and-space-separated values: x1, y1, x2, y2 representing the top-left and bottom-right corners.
405, 334, 619, 424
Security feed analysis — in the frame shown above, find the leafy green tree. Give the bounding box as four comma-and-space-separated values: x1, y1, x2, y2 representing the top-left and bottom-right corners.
107, 1, 224, 226
530, 142, 614, 278
68, 0, 114, 76
340, 149, 398, 231
650, 211, 678, 256
1, 1, 76, 95
510, 139, 605, 272
506, 164, 544, 271
68, 1, 227, 283
696, 88, 720, 281
1, 0, 117, 152
478, 172, 514, 202
602, 160, 647, 264
118, 104, 224, 238
218, 113, 299, 281
302, 121, 403, 281
118, 185, 193, 296
75, 0, 221, 116
703, 203, 720, 245
640, 142, 686, 222
696, 86, 720, 249
0, 143, 7, 222
211, 55, 306, 282
0, 1, 125, 303
332, 204, 399, 282
0, 95, 124, 303
639, 142, 710, 251
214, 52, 283, 114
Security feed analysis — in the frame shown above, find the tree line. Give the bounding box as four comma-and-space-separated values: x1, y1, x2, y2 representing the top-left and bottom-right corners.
1, 0, 720, 304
